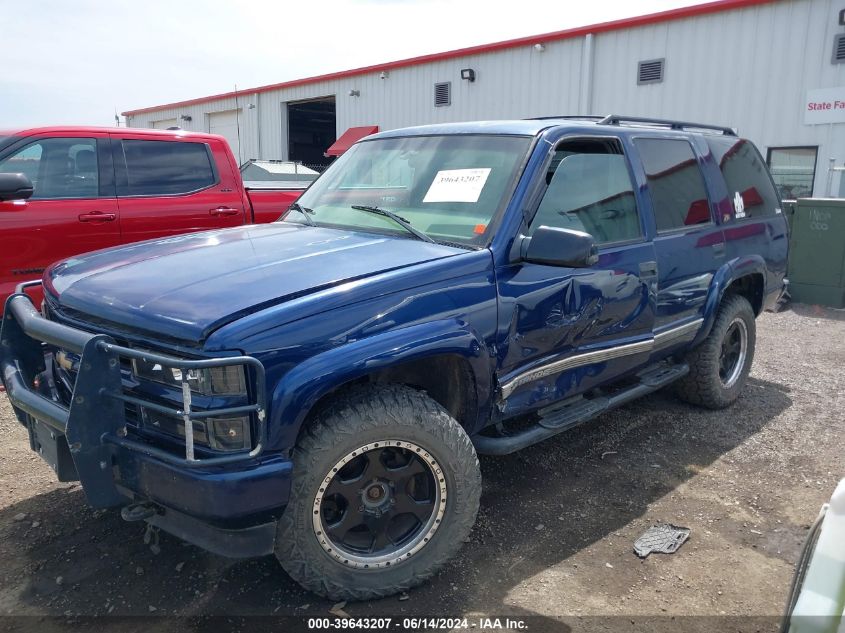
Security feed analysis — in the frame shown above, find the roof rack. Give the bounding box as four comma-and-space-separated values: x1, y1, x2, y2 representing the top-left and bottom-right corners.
597, 115, 736, 136
527, 115, 606, 121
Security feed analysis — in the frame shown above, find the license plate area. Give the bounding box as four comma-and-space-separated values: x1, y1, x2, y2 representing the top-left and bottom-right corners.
27, 416, 79, 482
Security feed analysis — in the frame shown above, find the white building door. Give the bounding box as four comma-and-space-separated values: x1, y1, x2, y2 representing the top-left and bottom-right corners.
208, 109, 242, 166
151, 118, 178, 129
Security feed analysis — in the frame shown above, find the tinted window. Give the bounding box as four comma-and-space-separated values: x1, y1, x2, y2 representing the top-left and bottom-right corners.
530, 139, 640, 244
120, 140, 215, 196
634, 138, 711, 231
0, 137, 98, 199
708, 137, 780, 218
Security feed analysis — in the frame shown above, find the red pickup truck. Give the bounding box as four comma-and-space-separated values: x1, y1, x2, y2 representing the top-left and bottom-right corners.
0, 126, 310, 313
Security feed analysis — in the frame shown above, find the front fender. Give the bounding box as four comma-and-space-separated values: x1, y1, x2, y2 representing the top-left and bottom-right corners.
693, 255, 766, 346
266, 319, 493, 451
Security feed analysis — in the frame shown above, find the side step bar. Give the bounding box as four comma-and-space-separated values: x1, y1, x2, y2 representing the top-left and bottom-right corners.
473, 363, 689, 456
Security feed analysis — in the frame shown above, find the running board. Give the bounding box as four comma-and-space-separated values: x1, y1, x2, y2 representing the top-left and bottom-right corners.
473, 362, 689, 456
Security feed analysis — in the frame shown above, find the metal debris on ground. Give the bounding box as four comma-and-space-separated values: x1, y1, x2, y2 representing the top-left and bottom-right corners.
633, 524, 690, 558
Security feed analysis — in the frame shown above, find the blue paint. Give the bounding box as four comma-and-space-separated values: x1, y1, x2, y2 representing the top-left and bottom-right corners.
16, 118, 787, 533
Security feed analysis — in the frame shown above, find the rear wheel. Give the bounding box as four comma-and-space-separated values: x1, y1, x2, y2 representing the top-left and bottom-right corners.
275, 384, 481, 600
675, 294, 756, 409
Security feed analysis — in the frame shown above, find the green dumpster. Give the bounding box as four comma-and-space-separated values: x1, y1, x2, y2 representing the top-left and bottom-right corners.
788, 199, 845, 308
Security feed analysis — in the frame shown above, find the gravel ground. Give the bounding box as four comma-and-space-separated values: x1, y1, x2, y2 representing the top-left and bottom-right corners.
0, 304, 843, 630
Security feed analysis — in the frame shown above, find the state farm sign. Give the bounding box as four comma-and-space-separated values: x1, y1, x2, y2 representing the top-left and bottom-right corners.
804, 87, 845, 124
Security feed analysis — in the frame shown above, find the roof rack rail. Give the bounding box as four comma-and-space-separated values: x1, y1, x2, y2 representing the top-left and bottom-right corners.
597, 115, 736, 136
527, 115, 606, 121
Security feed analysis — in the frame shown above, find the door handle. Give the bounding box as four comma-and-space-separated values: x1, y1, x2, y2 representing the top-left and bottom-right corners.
712, 242, 726, 258
209, 207, 241, 217
78, 212, 116, 222
639, 261, 658, 277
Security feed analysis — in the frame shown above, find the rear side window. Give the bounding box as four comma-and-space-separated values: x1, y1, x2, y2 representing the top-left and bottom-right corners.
634, 138, 711, 231
530, 138, 641, 244
707, 137, 780, 218
119, 140, 215, 196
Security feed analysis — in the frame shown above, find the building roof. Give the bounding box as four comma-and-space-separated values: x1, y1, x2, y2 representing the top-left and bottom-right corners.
123, 0, 776, 117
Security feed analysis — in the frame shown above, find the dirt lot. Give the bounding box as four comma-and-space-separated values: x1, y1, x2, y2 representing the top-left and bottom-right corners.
0, 305, 843, 630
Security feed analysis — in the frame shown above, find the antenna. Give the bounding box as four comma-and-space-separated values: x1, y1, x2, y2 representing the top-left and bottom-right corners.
114, 108, 120, 127
234, 84, 243, 168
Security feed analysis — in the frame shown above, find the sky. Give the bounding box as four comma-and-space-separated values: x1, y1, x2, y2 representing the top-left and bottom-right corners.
1, 0, 705, 128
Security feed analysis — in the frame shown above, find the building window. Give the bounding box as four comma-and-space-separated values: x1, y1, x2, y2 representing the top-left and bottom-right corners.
434, 82, 451, 107
766, 146, 817, 200
637, 58, 665, 84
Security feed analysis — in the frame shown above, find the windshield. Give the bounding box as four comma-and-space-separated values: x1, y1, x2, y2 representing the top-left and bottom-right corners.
291, 134, 531, 245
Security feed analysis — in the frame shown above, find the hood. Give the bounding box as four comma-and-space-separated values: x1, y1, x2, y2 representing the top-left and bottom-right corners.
47, 223, 463, 342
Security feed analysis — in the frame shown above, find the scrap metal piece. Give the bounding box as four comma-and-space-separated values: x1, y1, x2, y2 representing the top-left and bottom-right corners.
634, 524, 690, 558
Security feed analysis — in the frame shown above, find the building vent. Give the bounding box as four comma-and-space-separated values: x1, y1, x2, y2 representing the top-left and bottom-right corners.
833, 34, 845, 63
434, 82, 451, 107
637, 58, 665, 84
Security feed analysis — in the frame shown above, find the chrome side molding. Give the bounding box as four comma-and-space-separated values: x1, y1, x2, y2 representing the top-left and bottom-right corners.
499, 318, 703, 400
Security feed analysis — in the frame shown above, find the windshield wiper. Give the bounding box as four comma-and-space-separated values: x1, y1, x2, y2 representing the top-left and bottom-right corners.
350, 205, 435, 243
287, 202, 316, 226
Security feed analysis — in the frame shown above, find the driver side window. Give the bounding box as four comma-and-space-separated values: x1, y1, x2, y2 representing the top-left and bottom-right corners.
0, 137, 98, 199
529, 139, 641, 245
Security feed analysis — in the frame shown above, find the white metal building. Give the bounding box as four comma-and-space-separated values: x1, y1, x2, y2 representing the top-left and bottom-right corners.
124, 0, 845, 198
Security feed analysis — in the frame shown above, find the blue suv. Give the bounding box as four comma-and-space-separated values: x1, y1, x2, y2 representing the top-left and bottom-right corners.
0, 115, 788, 600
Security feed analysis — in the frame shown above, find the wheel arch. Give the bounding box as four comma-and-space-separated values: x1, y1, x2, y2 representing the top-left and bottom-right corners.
694, 257, 765, 347
267, 320, 493, 451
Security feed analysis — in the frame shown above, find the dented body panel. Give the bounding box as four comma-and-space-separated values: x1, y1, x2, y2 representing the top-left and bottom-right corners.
0, 118, 788, 555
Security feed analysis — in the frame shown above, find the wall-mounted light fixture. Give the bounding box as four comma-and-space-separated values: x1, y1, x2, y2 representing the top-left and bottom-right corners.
348, 89, 361, 97
247, 103, 256, 110
534, 43, 546, 52
180, 114, 192, 122
379, 71, 389, 80
460, 68, 476, 82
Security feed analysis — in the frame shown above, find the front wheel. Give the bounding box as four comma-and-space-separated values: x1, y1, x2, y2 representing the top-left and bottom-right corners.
275, 385, 481, 601
675, 294, 756, 409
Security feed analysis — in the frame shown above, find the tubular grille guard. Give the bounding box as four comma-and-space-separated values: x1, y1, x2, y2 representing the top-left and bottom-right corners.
1, 291, 268, 475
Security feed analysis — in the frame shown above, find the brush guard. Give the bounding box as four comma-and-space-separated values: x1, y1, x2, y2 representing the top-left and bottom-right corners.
0, 289, 267, 509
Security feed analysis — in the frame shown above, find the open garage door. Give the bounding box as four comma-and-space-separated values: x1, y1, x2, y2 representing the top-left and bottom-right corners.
287, 97, 336, 170
151, 118, 178, 129
208, 109, 243, 166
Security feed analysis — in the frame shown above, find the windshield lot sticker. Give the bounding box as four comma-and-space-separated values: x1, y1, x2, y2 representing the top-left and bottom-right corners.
423, 168, 491, 203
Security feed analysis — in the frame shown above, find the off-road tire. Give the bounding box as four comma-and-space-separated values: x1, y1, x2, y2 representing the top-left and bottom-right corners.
275, 384, 481, 601
675, 294, 756, 409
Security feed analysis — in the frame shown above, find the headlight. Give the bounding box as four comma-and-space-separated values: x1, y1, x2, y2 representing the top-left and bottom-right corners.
132, 359, 246, 396
144, 409, 252, 452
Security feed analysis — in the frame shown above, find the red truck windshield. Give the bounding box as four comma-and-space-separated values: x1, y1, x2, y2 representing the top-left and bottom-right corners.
292, 134, 531, 245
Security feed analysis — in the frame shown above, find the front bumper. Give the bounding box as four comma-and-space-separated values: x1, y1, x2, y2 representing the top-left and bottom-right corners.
1, 290, 291, 556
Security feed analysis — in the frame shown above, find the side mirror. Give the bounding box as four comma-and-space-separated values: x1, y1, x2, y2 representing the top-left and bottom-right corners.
0, 173, 34, 202
522, 226, 598, 267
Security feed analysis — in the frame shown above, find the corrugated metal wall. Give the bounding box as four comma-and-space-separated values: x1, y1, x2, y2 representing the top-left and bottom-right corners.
127, 0, 845, 195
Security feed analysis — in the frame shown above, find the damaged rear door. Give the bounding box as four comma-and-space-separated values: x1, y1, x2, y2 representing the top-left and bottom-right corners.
495, 135, 657, 415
